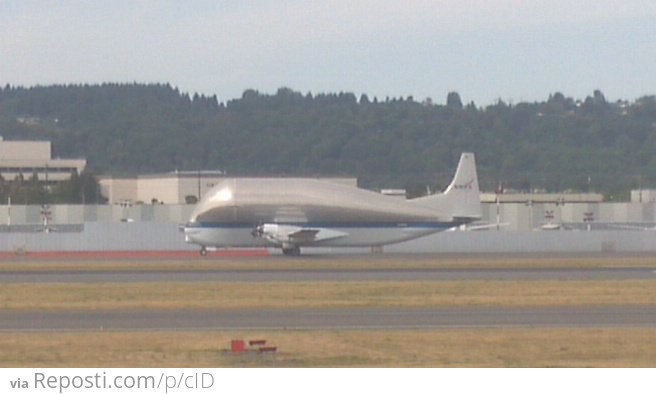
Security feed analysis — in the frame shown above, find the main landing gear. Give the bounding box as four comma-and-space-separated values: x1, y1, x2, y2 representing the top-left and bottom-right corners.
282, 246, 301, 256
200, 246, 208, 256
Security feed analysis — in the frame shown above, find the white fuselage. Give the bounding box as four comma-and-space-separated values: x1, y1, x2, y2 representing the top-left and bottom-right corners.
183, 153, 481, 252
184, 222, 451, 248
183, 178, 461, 249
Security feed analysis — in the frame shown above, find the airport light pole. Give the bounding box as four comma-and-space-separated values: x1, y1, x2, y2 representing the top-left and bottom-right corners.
495, 193, 501, 230
119, 199, 133, 222
40, 204, 51, 232
584, 211, 594, 231
495, 183, 503, 231
556, 196, 565, 228
197, 169, 201, 201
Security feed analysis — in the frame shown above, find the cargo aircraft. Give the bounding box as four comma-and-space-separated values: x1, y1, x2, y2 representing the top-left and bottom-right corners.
183, 152, 481, 255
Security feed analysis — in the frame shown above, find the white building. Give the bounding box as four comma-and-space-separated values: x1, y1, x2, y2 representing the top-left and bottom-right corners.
0, 139, 86, 182
99, 171, 227, 205
631, 189, 656, 203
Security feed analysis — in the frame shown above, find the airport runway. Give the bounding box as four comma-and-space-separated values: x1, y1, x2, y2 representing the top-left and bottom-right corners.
2, 266, 656, 283
3, 260, 654, 333
1, 306, 655, 332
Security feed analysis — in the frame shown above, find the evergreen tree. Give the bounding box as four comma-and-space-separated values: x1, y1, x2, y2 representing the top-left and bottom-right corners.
1, 84, 655, 196
446, 91, 463, 110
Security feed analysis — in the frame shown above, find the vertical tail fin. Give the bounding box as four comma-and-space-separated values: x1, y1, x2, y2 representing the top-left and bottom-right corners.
410, 152, 482, 220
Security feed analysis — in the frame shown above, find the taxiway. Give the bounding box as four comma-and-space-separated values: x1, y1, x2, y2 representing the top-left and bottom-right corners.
2, 306, 656, 332
2, 266, 655, 283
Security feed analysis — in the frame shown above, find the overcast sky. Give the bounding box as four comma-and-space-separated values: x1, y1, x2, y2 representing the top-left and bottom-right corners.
1, 0, 655, 105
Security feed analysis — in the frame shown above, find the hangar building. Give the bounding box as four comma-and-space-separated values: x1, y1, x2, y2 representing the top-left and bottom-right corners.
0, 139, 86, 182
99, 173, 358, 205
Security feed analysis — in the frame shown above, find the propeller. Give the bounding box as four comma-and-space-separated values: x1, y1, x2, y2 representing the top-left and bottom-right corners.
251, 224, 264, 238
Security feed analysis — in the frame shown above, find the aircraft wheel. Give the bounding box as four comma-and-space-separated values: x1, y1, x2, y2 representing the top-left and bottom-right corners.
282, 246, 301, 256
200, 247, 207, 256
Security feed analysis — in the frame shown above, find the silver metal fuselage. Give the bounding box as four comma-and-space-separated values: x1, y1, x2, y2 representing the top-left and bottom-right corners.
184, 178, 462, 248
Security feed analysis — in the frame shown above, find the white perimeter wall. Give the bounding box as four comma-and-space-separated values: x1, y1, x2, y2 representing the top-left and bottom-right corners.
0, 223, 655, 254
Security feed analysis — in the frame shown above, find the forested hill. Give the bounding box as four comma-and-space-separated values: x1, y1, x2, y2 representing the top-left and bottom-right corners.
1, 83, 655, 198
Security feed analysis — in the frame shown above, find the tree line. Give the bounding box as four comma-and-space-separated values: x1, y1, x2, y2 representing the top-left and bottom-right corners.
1, 83, 655, 201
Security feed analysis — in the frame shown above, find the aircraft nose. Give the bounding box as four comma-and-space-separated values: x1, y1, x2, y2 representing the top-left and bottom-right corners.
183, 225, 202, 244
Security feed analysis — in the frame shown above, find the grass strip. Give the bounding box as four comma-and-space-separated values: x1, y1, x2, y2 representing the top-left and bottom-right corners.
1, 328, 655, 367
1, 280, 655, 310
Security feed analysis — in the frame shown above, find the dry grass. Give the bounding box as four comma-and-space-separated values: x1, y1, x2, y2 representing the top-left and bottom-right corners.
0, 280, 654, 310
2, 255, 655, 367
1, 328, 655, 367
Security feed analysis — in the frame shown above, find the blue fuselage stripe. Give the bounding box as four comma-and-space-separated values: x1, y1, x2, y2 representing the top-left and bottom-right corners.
187, 222, 452, 229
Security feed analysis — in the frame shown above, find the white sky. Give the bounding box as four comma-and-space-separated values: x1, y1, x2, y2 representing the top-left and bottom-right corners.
1, 0, 655, 105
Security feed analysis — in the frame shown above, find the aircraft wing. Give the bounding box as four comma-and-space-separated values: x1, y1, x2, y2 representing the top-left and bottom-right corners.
288, 228, 320, 242
256, 224, 348, 245
610, 224, 656, 231
446, 222, 510, 231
